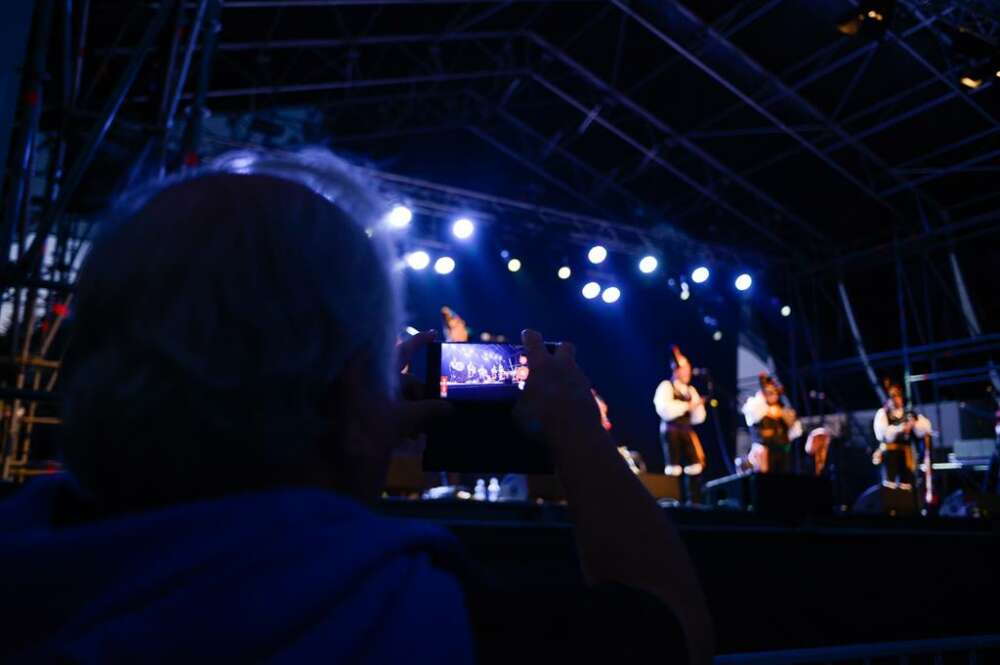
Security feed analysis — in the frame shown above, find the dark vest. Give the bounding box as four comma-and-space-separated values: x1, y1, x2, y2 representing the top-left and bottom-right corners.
885, 407, 916, 445
669, 382, 692, 429
756, 409, 790, 449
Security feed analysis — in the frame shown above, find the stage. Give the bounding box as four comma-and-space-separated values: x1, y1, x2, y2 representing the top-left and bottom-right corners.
380, 498, 1000, 657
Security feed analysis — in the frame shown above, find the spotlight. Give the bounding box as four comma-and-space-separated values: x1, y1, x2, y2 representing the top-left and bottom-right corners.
588, 245, 608, 264
582, 281, 601, 299
386, 205, 412, 229
452, 217, 475, 239
836, 0, 894, 37
713, 330, 723, 341
405, 326, 420, 336
680, 290, 690, 301
638, 256, 658, 274
557, 266, 572, 280
601, 286, 621, 303
734, 273, 753, 291
434, 256, 455, 275
405, 250, 430, 270
691, 266, 710, 284
781, 305, 792, 318
960, 75, 983, 89
500, 249, 510, 260
507, 258, 522, 273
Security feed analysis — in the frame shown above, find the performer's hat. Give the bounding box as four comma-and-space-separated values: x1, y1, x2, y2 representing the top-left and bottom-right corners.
671, 345, 691, 371
759, 372, 784, 394
882, 377, 903, 399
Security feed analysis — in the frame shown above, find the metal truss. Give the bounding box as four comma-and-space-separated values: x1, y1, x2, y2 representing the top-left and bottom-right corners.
2, 0, 999, 474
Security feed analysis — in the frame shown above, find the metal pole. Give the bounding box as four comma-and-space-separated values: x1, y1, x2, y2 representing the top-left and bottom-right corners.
13, 0, 177, 281
895, 243, 912, 406
2, 0, 56, 265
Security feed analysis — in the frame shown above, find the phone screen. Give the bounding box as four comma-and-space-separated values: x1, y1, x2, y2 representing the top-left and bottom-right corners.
438, 342, 531, 401
423, 341, 555, 474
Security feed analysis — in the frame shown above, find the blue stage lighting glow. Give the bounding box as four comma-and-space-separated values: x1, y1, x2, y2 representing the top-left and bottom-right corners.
735, 273, 753, 291
638, 256, 658, 274
507, 258, 522, 273
434, 256, 455, 275
452, 217, 475, 239
582, 281, 601, 299
601, 286, 621, 303
588, 245, 608, 264
691, 266, 710, 284
405, 250, 430, 270
387, 205, 412, 229
557, 266, 572, 280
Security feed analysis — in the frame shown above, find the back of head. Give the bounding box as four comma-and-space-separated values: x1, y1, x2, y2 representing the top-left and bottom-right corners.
61, 150, 401, 513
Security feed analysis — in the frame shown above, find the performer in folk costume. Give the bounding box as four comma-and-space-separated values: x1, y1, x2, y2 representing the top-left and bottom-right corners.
440, 306, 469, 342
873, 378, 932, 493
742, 373, 802, 474
805, 427, 831, 476
653, 345, 707, 502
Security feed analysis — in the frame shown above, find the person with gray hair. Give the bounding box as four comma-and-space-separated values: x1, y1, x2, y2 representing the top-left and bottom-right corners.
0, 149, 711, 664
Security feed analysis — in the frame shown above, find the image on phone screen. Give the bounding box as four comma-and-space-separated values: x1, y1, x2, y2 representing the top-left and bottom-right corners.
438, 342, 530, 401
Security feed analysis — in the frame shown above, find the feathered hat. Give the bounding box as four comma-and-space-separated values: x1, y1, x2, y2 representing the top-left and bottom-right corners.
759, 372, 783, 394
671, 345, 691, 371
883, 377, 903, 400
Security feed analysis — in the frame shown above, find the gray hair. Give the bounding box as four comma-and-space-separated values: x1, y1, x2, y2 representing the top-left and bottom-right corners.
61, 149, 402, 509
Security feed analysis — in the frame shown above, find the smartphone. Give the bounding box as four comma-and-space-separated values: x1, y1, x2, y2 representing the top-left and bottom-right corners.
423, 341, 557, 473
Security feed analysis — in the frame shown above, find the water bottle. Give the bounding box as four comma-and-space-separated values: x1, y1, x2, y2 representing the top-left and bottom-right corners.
487, 477, 501, 503
473, 478, 486, 501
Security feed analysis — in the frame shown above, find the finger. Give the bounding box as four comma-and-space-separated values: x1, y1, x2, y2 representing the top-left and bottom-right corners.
521, 329, 549, 370
396, 399, 453, 438
397, 329, 437, 373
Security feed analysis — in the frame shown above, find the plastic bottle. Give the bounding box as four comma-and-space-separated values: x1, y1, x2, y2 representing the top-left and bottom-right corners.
487, 477, 501, 502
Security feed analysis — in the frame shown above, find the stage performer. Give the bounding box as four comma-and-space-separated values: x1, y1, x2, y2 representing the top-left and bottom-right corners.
873, 378, 932, 493
441, 306, 469, 342
742, 373, 802, 474
654, 346, 707, 503
805, 427, 830, 476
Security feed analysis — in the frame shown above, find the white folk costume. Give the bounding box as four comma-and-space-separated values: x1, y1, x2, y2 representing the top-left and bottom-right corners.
742, 373, 802, 474
653, 346, 707, 502
873, 379, 932, 491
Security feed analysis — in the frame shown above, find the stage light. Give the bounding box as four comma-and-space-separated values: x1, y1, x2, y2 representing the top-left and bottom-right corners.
638, 256, 658, 274
713, 330, 723, 341
680, 290, 690, 301
691, 266, 710, 284
452, 217, 475, 239
500, 249, 510, 259
405, 326, 420, 336
781, 305, 792, 317
734, 273, 753, 291
387, 205, 412, 229
601, 286, 621, 303
582, 281, 601, 299
405, 250, 430, 270
710, 398, 719, 408
434, 256, 455, 275
507, 258, 522, 273
557, 266, 572, 280
588, 245, 608, 264
960, 75, 982, 89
